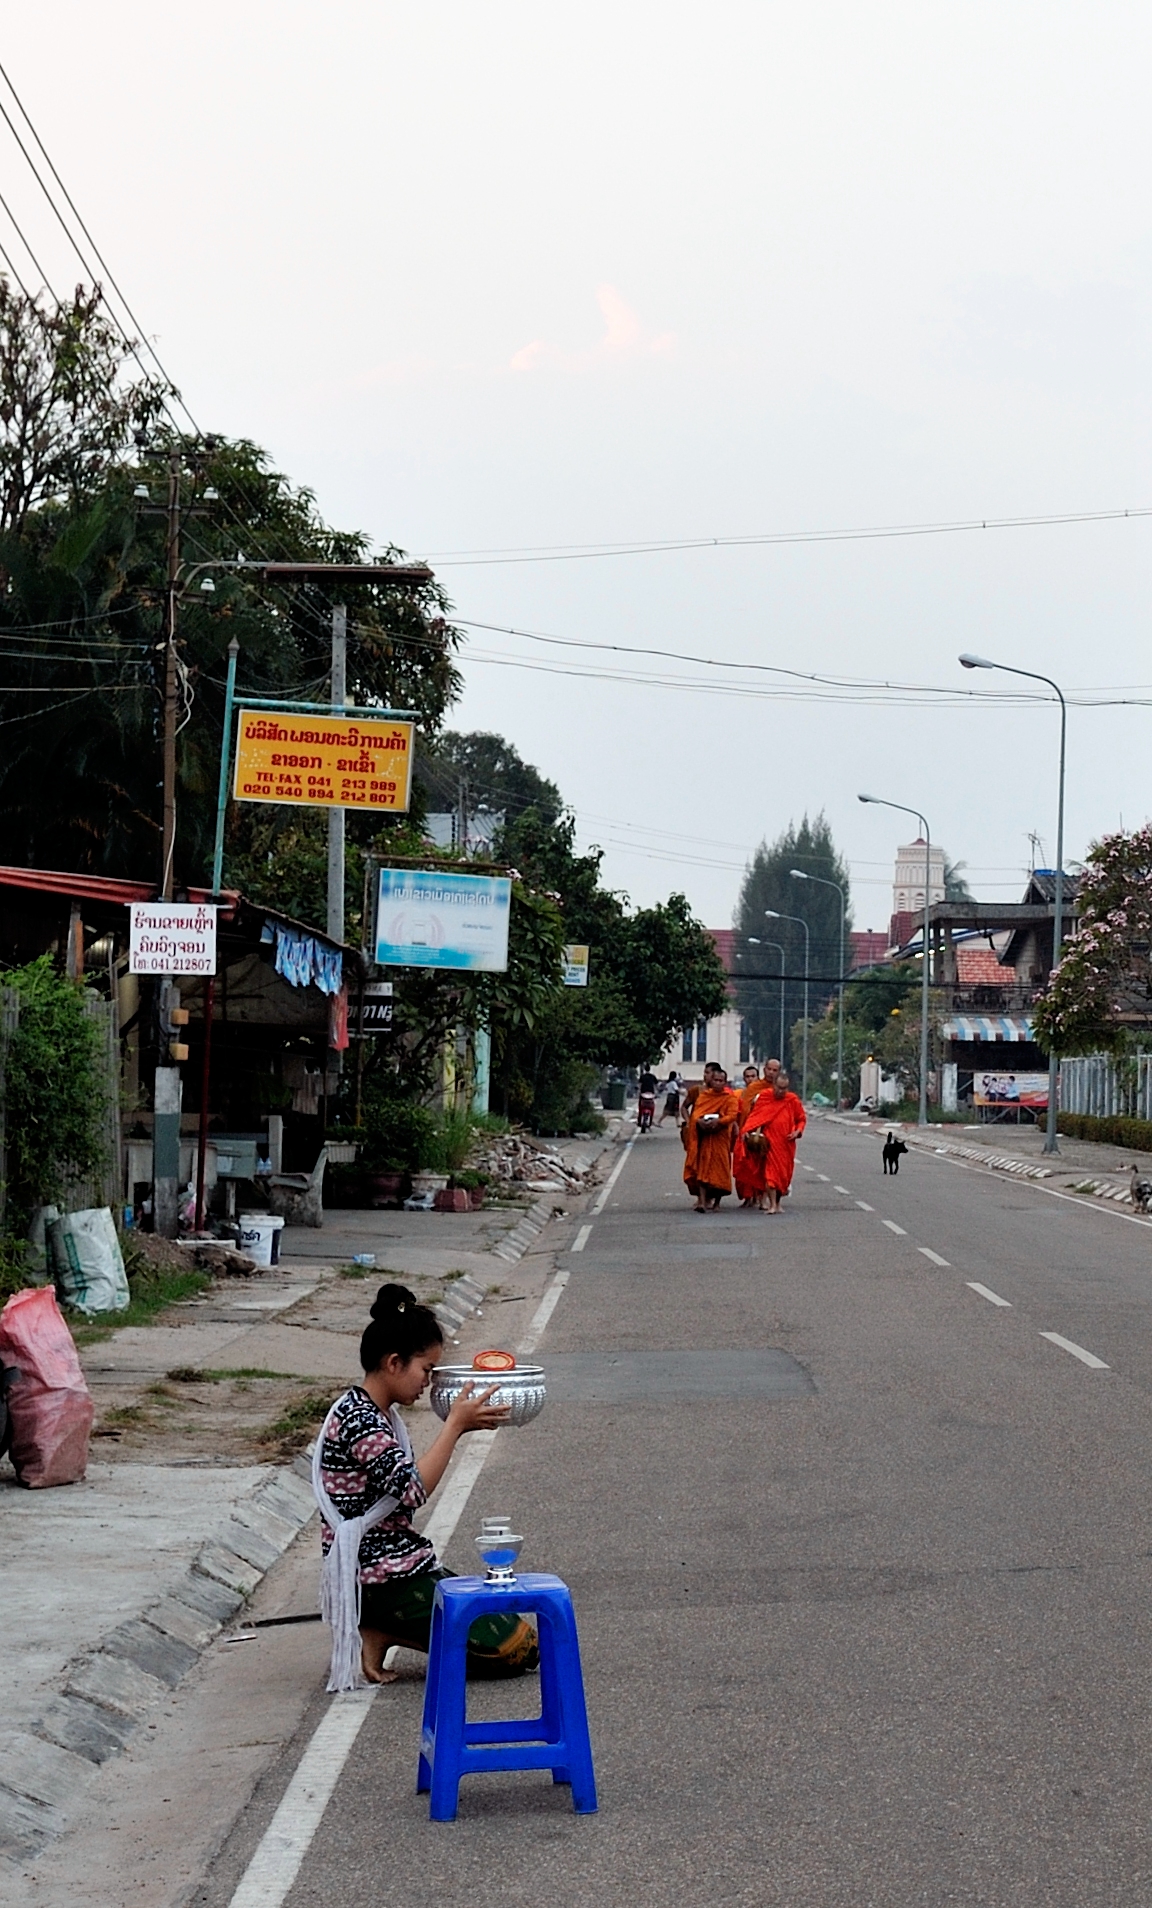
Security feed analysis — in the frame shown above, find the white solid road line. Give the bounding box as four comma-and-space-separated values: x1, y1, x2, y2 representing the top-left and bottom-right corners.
228, 1693, 377, 1908
1040, 1331, 1110, 1370
226, 1178, 616, 1907
592, 1135, 637, 1215
571, 1224, 592, 1252
968, 1281, 1012, 1307
882, 1220, 906, 1235
856, 1201, 874, 1212
918, 1248, 950, 1266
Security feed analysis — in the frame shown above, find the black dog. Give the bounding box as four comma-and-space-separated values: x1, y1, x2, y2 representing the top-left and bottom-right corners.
882, 1133, 908, 1175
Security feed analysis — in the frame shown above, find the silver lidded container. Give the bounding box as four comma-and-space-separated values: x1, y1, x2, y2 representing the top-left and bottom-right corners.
429, 1363, 546, 1427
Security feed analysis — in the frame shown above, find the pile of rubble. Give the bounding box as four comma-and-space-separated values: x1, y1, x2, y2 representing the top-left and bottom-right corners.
471, 1131, 594, 1196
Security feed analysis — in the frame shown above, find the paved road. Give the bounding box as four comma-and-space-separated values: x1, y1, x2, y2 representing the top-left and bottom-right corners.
202, 1119, 1152, 1907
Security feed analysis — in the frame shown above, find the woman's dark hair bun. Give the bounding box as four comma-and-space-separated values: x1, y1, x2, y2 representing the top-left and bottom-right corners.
371, 1282, 417, 1322
360, 1282, 442, 1373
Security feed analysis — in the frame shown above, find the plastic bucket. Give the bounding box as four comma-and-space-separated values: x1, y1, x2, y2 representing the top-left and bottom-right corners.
238, 1213, 285, 1268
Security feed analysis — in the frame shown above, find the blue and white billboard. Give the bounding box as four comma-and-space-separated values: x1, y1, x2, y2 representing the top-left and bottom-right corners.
375, 868, 511, 971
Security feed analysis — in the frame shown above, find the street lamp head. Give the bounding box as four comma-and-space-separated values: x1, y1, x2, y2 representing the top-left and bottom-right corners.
858, 793, 876, 804
746, 936, 761, 944
789, 869, 810, 881
199, 577, 216, 593
764, 909, 780, 919
958, 652, 994, 670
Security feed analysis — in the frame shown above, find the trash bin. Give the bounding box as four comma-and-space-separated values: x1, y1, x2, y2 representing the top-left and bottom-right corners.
238, 1213, 285, 1267
604, 1080, 626, 1112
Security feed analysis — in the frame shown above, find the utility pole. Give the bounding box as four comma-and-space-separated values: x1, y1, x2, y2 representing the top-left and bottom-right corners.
327, 604, 347, 945
161, 451, 181, 898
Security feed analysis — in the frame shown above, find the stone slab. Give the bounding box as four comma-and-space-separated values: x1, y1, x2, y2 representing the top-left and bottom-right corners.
101, 1620, 199, 1689
0, 1784, 63, 1861
35, 1695, 136, 1764
195, 1543, 261, 1596
0, 1733, 92, 1809
65, 1652, 167, 1720
176, 1569, 243, 1624
145, 1595, 220, 1650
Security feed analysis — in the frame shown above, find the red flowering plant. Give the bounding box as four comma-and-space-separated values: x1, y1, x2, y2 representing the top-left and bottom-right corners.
1032, 826, 1152, 1055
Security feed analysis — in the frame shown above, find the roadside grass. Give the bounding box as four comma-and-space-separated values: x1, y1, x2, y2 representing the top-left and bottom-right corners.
257, 1390, 333, 1451
166, 1366, 309, 1384
69, 1263, 212, 1346
100, 1403, 148, 1428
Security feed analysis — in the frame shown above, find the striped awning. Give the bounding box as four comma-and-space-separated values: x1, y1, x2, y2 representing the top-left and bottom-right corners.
941, 1015, 1035, 1043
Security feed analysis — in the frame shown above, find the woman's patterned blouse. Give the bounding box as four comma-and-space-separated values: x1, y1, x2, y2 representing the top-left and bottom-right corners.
318, 1386, 434, 1582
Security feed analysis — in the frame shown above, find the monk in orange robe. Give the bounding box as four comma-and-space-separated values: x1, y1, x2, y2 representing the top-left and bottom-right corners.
760, 1072, 806, 1213
682, 1063, 741, 1210
740, 1058, 780, 1121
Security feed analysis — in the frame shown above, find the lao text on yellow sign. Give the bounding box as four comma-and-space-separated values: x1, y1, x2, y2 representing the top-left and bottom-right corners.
233, 710, 414, 812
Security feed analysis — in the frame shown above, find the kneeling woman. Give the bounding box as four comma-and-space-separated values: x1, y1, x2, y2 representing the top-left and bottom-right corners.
313, 1282, 539, 1690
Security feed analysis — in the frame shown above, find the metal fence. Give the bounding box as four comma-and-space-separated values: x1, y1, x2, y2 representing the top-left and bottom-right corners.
1059, 1052, 1152, 1122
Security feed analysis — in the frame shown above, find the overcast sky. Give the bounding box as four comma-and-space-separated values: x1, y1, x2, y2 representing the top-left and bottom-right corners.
8, 3, 1152, 929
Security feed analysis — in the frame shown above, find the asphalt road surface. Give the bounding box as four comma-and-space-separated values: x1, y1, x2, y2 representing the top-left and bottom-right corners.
202, 1117, 1152, 1907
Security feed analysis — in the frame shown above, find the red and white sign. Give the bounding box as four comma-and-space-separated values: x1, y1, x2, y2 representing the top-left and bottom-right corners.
128, 903, 217, 976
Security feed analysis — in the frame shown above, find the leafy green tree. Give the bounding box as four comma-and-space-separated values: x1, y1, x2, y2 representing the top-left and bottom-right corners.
0, 281, 169, 536
1033, 827, 1144, 1054
418, 732, 563, 833
0, 421, 463, 883
732, 815, 853, 1071
489, 799, 728, 1126
944, 858, 974, 903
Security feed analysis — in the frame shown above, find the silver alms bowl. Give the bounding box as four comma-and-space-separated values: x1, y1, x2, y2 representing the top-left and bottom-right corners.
429, 1363, 546, 1427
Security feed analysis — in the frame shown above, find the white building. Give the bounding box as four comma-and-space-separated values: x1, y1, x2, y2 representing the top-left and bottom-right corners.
892, 838, 945, 916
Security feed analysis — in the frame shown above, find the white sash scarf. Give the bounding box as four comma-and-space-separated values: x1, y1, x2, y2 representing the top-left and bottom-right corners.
311, 1395, 415, 1692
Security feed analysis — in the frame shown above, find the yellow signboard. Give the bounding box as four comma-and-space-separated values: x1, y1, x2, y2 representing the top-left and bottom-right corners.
233, 711, 414, 812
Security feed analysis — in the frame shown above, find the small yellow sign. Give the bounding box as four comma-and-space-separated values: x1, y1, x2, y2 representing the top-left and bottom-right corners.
233, 711, 414, 812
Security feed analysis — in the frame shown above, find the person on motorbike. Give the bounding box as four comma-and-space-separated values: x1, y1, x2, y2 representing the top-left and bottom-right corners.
637, 1066, 659, 1132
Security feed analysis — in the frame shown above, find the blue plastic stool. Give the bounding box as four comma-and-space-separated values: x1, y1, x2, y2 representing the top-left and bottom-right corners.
417, 1572, 597, 1821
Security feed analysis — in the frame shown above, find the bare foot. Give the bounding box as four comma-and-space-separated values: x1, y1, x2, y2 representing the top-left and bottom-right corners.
361, 1627, 401, 1684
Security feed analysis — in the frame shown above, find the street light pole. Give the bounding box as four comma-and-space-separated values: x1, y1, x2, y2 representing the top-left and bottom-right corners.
764, 909, 809, 1101
960, 653, 1067, 1155
791, 870, 847, 1110
859, 795, 932, 1128
746, 936, 787, 1059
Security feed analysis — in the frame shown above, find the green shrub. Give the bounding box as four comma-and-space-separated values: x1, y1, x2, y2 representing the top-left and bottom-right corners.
2, 958, 106, 1232
1057, 1111, 1152, 1153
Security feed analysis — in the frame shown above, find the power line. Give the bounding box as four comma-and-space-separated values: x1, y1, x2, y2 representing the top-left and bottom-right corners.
424, 505, 1152, 567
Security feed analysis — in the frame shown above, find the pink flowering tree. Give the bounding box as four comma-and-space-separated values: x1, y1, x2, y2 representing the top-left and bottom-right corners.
1032, 826, 1152, 1054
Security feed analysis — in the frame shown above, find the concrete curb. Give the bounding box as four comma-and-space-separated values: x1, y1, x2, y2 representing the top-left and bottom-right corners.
433, 1271, 489, 1343
489, 1198, 556, 1265
0, 1461, 318, 1863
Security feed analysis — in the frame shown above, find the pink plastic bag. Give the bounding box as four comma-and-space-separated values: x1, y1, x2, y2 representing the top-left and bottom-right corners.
0, 1286, 94, 1487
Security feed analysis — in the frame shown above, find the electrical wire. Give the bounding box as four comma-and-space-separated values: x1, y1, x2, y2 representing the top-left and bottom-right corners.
0, 182, 57, 297
424, 504, 1152, 567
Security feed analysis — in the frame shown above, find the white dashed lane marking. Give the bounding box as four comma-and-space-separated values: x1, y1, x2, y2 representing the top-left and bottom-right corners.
968, 1282, 1012, 1307
1040, 1332, 1110, 1370
856, 1201, 874, 1212
882, 1220, 906, 1235
816, 1174, 830, 1182
918, 1248, 950, 1267
571, 1225, 592, 1252
834, 1185, 851, 1195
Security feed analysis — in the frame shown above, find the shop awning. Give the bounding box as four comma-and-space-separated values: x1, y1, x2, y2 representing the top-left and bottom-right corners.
941, 1015, 1035, 1043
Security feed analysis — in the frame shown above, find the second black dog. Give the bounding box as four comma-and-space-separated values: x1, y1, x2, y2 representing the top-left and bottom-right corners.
882, 1133, 908, 1175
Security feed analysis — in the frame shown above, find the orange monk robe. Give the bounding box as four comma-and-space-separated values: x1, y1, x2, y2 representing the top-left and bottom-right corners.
733, 1092, 776, 1201
682, 1086, 741, 1196
740, 1074, 778, 1119
762, 1091, 807, 1195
